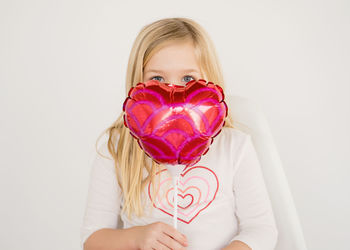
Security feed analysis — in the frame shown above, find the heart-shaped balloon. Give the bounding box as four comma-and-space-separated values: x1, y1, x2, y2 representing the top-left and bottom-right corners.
122, 79, 228, 167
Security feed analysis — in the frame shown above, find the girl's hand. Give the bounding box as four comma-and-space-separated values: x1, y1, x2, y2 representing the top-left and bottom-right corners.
133, 221, 188, 250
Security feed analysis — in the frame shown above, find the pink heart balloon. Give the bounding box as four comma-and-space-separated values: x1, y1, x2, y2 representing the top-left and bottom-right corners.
122, 79, 228, 166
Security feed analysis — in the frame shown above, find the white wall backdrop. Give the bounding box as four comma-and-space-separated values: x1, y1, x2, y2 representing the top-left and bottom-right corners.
1, 0, 349, 249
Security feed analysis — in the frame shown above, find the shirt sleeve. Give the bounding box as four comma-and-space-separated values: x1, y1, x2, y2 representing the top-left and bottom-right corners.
229, 134, 278, 250
80, 141, 123, 249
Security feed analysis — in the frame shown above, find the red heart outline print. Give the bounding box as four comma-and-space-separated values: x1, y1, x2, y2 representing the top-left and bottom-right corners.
148, 165, 219, 224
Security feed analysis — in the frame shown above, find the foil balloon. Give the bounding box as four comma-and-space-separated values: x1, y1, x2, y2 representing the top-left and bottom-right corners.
122, 79, 228, 167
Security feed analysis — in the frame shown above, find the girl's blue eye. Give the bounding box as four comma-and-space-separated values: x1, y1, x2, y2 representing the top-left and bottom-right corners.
183, 75, 195, 82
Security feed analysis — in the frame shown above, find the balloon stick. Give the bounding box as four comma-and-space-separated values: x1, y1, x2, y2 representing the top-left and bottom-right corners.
165, 164, 186, 229
172, 175, 179, 229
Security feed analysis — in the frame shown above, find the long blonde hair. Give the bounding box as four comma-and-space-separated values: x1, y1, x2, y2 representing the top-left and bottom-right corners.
95, 17, 240, 220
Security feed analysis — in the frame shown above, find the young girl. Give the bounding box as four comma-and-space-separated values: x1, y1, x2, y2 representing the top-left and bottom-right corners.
80, 17, 278, 250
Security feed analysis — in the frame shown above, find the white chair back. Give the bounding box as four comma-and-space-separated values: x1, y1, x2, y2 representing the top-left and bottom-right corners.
226, 94, 308, 250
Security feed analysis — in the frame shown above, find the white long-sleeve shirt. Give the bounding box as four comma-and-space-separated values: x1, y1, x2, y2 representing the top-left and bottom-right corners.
80, 127, 278, 250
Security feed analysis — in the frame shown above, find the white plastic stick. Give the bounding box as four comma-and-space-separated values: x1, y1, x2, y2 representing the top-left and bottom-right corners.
164, 164, 186, 229
172, 175, 179, 229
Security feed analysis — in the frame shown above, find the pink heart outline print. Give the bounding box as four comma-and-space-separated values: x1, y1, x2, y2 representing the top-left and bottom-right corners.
148, 165, 219, 224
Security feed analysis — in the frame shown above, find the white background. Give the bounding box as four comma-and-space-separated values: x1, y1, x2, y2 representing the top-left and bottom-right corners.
1, 0, 349, 249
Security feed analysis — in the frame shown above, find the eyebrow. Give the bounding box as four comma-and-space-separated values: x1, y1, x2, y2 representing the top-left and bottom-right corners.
144, 69, 200, 74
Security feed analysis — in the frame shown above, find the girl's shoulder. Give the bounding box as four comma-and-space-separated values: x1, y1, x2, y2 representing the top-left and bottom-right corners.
221, 126, 250, 141
221, 126, 248, 135
218, 127, 251, 153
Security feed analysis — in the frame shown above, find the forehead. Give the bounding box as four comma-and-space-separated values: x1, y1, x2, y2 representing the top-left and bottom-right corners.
144, 40, 200, 74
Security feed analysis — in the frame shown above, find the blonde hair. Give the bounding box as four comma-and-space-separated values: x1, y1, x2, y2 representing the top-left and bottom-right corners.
95, 17, 241, 220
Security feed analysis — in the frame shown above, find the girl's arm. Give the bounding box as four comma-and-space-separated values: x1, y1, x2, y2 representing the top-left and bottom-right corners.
222, 240, 252, 250
80, 139, 124, 249
227, 134, 278, 250
84, 228, 137, 250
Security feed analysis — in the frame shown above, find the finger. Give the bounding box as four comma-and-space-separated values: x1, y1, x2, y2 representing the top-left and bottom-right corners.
158, 232, 184, 250
161, 225, 188, 247
153, 238, 172, 250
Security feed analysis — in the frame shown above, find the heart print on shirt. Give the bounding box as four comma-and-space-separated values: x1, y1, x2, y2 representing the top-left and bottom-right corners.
148, 165, 219, 224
